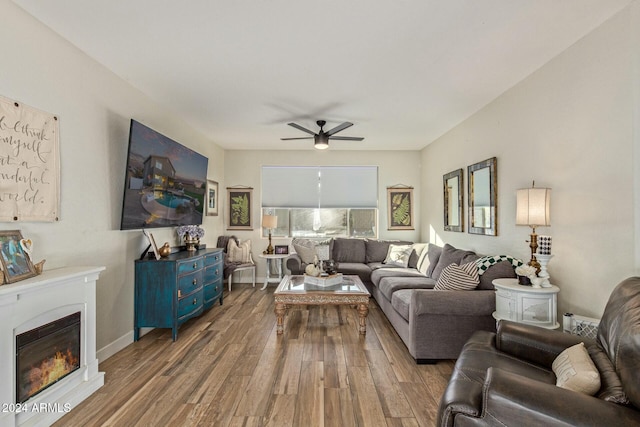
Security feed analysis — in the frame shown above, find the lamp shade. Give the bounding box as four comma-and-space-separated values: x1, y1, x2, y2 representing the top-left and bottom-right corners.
262, 214, 278, 229
516, 188, 551, 226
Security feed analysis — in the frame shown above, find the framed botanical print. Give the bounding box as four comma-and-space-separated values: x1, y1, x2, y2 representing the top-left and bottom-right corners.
387, 187, 414, 230
0, 230, 37, 283
227, 187, 253, 230
207, 180, 219, 216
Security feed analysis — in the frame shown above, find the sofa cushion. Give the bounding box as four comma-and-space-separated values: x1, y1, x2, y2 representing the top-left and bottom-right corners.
425, 244, 443, 277
379, 276, 436, 301
332, 238, 366, 263
371, 267, 427, 287
430, 244, 478, 280
384, 244, 413, 267
553, 342, 601, 395
478, 260, 517, 290
365, 240, 392, 263
336, 262, 372, 283
434, 261, 480, 291
391, 289, 413, 321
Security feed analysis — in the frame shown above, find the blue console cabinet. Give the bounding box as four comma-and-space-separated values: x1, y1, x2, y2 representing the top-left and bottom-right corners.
134, 248, 224, 341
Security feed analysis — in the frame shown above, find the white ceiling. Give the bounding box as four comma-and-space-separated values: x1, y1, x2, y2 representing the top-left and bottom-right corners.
14, 0, 631, 151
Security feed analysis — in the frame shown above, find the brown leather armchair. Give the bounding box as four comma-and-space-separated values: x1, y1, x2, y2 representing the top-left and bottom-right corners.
438, 277, 640, 426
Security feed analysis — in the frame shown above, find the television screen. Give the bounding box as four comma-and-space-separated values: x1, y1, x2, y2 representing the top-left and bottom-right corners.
120, 120, 209, 230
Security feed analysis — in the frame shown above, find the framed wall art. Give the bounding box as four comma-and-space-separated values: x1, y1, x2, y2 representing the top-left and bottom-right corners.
207, 180, 219, 216
387, 186, 414, 230
227, 187, 253, 230
0, 230, 37, 283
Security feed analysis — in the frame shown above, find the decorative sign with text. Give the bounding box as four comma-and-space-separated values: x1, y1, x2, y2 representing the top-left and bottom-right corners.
0, 96, 60, 222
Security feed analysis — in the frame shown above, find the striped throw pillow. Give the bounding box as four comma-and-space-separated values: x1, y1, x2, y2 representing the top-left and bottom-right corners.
434, 261, 480, 290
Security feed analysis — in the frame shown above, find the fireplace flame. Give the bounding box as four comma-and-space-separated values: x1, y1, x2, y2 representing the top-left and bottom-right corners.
27, 348, 79, 397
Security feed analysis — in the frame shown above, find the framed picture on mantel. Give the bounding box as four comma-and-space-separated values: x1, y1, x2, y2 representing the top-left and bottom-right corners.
0, 230, 37, 284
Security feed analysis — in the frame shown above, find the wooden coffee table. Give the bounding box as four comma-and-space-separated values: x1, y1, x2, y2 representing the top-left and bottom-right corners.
274, 275, 371, 335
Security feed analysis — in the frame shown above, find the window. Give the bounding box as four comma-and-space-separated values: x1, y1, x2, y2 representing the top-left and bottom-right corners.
262, 166, 378, 238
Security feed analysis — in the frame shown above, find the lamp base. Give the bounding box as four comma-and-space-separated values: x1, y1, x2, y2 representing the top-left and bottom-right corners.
264, 231, 274, 255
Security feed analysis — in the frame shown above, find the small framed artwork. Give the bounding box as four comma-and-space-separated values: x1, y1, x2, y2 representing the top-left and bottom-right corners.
0, 230, 37, 284
227, 187, 253, 230
274, 245, 289, 255
207, 180, 219, 216
387, 186, 415, 230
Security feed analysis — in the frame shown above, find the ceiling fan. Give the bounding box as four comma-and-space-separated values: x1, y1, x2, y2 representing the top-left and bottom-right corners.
281, 120, 364, 150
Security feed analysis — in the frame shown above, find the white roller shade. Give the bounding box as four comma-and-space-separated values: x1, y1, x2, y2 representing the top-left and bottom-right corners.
262, 166, 378, 208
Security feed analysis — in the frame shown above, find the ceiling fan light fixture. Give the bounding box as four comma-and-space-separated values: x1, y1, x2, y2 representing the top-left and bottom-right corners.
314, 134, 329, 150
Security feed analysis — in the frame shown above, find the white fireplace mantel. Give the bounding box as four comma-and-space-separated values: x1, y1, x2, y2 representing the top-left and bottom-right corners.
0, 266, 105, 427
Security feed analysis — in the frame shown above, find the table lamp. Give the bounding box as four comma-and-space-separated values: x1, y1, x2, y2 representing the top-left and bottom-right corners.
262, 214, 278, 254
516, 181, 550, 273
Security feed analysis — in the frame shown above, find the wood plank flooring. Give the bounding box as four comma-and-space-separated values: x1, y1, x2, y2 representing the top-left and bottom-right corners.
54, 283, 454, 427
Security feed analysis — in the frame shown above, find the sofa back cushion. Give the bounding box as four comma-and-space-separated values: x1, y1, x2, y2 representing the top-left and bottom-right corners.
332, 238, 366, 263
430, 243, 478, 280
477, 260, 517, 290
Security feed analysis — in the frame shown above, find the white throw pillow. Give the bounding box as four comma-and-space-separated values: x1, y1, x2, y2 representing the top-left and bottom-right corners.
416, 244, 431, 275
228, 239, 252, 263
552, 342, 601, 395
292, 238, 317, 264
384, 244, 413, 268
434, 261, 479, 290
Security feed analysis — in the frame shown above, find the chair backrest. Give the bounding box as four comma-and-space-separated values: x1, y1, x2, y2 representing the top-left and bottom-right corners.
216, 236, 238, 253
597, 277, 640, 408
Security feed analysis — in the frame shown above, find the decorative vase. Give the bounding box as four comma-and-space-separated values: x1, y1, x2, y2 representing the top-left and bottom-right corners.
184, 235, 199, 251
159, 243, 171, 257
518, 275, 531, 286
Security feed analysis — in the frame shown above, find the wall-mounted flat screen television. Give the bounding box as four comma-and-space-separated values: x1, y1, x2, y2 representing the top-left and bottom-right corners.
120, 119, 209, 230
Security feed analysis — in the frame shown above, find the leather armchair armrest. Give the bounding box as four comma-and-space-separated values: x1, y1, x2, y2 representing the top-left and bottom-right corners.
476, 368, 640, 427
496, 320, 591, 367
412, 289, 495, 317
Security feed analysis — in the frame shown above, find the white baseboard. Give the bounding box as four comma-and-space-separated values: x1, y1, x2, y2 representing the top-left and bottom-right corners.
96, 330, 133, 362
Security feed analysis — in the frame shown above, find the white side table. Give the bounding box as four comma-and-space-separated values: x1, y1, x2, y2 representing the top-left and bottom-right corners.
259, 254, 289, 290
492, 278, 560, 329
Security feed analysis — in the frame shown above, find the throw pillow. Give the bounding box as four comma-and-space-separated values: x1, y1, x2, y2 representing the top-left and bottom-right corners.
552, 342, 601, 396
228, 239, 252, 263
384, 244, 414, 268
416, 245, 431, 275
292, 238, 317, 264
315, 244, 330, 261
408, 243, 427, 269
434, 261, 480, 290
430, 244, 477, 280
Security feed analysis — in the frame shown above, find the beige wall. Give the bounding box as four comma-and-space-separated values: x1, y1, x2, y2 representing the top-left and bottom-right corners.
421, 5, 640, 318
1, 2, 226, 359
224, 150, 422, 279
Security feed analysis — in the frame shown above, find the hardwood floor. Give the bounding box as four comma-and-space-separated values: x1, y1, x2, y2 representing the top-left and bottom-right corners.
55, 283, 454, 427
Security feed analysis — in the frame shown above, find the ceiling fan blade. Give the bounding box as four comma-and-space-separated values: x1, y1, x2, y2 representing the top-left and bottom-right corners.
327, 136, 364, 141
281, 137, 314, 140
287, 122, 316, 135
325, 122, 353, 136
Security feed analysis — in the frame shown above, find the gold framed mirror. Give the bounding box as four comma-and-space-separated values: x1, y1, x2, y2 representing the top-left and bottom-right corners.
468, 157, 497, 236
443, 169, 463, 232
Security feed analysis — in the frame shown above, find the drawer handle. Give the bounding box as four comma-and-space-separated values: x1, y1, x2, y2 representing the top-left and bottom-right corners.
193, 262, 198, 269
178, 289, 182, 298
215, 286, 218, 291
215, 269, 219, 275
193, 279, 198, 285
193, 298, 198, 305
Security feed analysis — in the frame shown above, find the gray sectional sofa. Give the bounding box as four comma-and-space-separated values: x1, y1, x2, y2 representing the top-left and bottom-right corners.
286, 238, 517, 362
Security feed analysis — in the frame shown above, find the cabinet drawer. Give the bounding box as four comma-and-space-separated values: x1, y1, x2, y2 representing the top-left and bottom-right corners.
178, 288, 203, 319
178, 271, 203, 296
177, 258, 203, 276
204, 251, 223, 266
204, 265, 222, 283
204, 282, 222, 302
